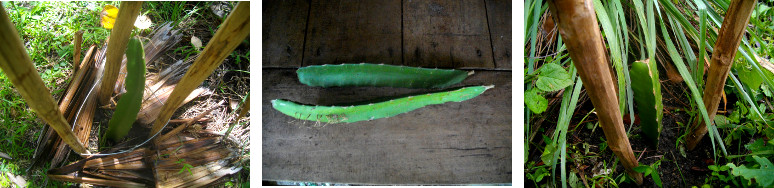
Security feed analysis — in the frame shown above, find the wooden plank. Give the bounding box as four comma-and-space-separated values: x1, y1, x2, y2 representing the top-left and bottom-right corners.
262, 68, 511, 184
263, 0, 309, 67
403, 0, 494, 69
485, 0, 511, 70
302, 0, 402, 66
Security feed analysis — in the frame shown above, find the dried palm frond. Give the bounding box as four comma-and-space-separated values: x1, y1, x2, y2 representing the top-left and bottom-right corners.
33, 44, 103, 168
137, 57, 209, 125
48, 129, 241, 188
33, 22, 194, 168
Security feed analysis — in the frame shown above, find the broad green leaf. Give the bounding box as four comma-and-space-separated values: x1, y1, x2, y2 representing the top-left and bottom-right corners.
729, 74, 768, 128
709, 165, 719, 171
734, 57, 764, 92
745, 139, 773, 154
569, 172, 581, 188
728, 156, 774, 187
541, 143, 556, 166
737, 43, 774, 111
634, 165, 652, 175
751, 4, 771, 19
633, 164, 661, 187
651, 164, 663, 188
527, 166, 549, 183
525, 89, 548, 114
729, 139, 774, 158
536, 63, 572, 92
714, 115, 730, 127
631, 59, 663, 148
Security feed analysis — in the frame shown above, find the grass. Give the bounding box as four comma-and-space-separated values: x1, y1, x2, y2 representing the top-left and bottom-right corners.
526, 0, 774, 187
0, 1, 249, 187
3, 1, 112, 95
0, 2, 112, 187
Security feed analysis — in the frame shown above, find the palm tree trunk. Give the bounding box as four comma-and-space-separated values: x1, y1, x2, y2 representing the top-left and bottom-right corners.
547, 0, 643, 184
149, 2, 250, 137
686, 0, 756, 150
98, 2, 142, 105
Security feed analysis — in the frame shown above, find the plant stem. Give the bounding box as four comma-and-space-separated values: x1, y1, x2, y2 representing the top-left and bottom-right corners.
546, 0, 642, 185
686, 0, 756, 150
223, 92, 250, 140
73, 30, 83, 72
150, 2, 250, 136
98, 2, 142, 105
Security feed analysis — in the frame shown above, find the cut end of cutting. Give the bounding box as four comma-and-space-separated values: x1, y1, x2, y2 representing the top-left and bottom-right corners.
468, 70, 475, 76
483, 85, 495, 90
270, 99, 282, 106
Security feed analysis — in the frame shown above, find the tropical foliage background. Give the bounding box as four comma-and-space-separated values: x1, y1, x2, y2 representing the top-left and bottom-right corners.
526, 0, 774, 187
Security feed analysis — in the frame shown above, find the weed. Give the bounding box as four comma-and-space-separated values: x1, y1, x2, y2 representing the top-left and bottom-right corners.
705, 164, 736, 186
634, 160, 663, 188
526, 161, 550, 186
175, 159, 194, 175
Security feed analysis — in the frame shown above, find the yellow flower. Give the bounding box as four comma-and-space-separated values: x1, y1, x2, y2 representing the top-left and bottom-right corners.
100, 5, 118, 29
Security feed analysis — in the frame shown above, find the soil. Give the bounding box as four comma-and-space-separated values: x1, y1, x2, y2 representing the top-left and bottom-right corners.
527, 69, 756, 187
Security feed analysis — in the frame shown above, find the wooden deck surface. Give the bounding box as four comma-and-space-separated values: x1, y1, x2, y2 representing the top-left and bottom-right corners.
262, 0, 512, 184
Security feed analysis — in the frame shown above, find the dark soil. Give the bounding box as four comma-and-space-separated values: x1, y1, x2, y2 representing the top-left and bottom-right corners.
527, 75, 755, 187
623, 80, 715, 187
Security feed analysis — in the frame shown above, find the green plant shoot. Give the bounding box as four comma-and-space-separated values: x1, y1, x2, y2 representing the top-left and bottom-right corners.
296, 63, 472, 89
104, 37, 145, 141
631, 59, 663, 147
728, 156, 774, 187
272, 85, 493, 123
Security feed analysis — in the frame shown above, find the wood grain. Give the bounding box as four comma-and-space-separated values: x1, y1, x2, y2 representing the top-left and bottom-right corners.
73, 30, 83, 72
50, 45, 98, 167
98, 2, 142, 105
303, 0, 402, 66
262, 68, 511, 184
403, 0, 494, 69
263, 0, 310, 67
485, 0, 511, 70
686, 0, 756, 150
